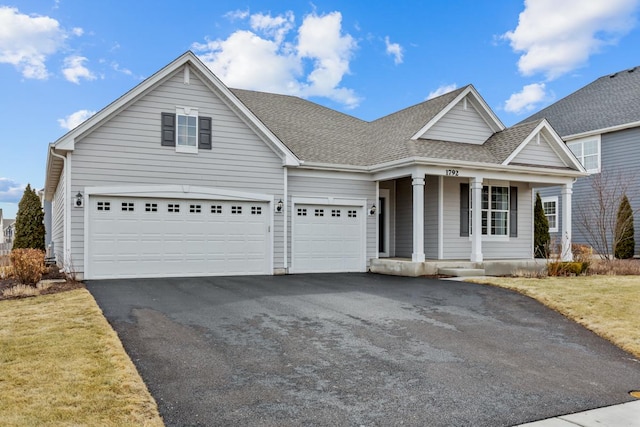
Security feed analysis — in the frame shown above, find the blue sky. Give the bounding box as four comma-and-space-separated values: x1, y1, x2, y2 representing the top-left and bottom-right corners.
1, 0, 639, 218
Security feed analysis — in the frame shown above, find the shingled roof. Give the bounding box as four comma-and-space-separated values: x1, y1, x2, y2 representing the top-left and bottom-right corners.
232, 86, 558, 168
521, 66, 640, 137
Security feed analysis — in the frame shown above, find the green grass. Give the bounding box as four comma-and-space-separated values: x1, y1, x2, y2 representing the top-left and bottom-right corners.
470, 276, 640, 358
0, 289, 164, 426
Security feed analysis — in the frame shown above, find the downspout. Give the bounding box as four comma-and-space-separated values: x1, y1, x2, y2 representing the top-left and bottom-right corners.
283, 167, 288, 271
49, 147, 68, 271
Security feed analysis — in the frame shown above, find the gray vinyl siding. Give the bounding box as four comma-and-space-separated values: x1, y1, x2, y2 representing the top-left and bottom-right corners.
512, 134, 567, 167
422, 97, 493, 144
602, 128, 640, 255
395, 177, 413, 257
287, 175, 376, 267
69, 68, 285, 274
442, 178, 533, 259
424, 175, 439, 258
537, 186, 563, 243
52, 167, 65, 267
543, 127, 640, 254
379, 180, 396, 257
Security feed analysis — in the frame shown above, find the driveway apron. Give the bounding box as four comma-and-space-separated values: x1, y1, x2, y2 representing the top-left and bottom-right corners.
87, 273, 640, 427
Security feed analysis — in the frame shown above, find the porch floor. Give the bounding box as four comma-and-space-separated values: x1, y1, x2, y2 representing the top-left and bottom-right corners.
369, 258, 546, 277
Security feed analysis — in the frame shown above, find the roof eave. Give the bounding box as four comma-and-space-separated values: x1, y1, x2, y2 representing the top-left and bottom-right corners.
562, 119, 640, 141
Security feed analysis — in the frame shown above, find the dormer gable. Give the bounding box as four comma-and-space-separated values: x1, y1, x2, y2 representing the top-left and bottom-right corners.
412, 85, 504, 144
503, 120, 586, 172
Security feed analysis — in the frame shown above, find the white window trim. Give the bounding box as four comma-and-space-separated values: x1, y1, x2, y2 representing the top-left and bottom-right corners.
470, 184, 511, 238
175, 106, 198, 154
541, 196, 559, 233
567, 135, 601, 174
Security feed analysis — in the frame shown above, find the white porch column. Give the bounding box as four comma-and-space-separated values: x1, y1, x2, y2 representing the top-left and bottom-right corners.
470, 177, 483, 263
412, 175, 425, 262
561, 182, 573, 261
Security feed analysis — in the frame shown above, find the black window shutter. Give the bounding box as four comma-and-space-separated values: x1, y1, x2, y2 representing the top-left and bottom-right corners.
198, 117, 212, 150
161, 113, 175, 146
460, 183, 470, 237
510, 186, 518, 237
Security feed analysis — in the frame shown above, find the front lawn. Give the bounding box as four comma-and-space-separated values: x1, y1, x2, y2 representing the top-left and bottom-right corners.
470, 276, 640, 358
0, 289, 163, 426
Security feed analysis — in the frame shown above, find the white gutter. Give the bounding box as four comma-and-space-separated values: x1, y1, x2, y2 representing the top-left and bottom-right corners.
563, 119, 640, 141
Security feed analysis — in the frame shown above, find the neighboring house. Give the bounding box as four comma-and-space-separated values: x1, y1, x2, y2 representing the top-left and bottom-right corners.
524, 65, 640, 255
0, 209, 15, 256
44, 51, 585, 280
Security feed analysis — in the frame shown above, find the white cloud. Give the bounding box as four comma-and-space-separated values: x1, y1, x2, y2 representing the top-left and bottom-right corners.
111, 61, 133, 76
504, 82, 548, 114
194, 10, 360, 108
0, 178, 25, 203
225, 9, 250, 21
249, 11, 294, 44
503, 0, 640, 79
57, 109, 96, 130
0, 6, 66, 79
384, 36, 403, 65
427, 83, 458, 100
62, 55, 96, 84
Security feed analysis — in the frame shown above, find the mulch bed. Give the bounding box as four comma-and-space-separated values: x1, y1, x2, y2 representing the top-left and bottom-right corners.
0, 267, 85, 301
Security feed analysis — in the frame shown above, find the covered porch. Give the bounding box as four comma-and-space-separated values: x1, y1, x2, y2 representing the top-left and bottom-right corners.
373, 166, 575, 276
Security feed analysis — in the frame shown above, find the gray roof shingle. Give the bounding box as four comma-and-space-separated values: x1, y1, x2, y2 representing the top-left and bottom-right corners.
231, 86, 552, 168
521, 66, 640, 136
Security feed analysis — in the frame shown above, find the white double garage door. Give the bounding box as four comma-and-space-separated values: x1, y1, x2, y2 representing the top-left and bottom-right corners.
87, 196, 365, 279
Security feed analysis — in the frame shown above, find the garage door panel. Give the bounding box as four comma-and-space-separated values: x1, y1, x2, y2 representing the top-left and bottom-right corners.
293, 204, 364, 273
88, 197, 270, 279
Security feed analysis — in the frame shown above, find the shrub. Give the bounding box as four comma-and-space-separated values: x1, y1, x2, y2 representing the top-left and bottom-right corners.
614, 194, 635, 259
547, 261, 587, 277
534, 193, 550, 258
9, 249, 46, 286
588, 259, 640, 275
13, 184, 45, 251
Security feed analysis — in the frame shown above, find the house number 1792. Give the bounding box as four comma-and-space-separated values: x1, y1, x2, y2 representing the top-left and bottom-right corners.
445, 169, 459, 176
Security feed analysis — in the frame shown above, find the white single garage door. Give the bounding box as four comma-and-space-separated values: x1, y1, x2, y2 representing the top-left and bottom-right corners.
88, 197, 270, 279
292, 204, 364, 273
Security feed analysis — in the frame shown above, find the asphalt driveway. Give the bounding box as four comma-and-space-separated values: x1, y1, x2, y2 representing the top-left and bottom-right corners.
87, 274, 640, 427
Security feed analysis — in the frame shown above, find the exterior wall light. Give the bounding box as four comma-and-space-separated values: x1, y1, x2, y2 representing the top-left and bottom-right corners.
74, 192, 84, 208
369, 204, 377, 216
275, 199, 284, 213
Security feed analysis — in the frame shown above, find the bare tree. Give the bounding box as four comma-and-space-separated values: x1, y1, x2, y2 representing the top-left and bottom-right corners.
574, 170, 638, 261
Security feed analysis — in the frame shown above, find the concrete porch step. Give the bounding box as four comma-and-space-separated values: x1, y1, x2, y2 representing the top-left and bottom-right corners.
438, 267, 485, 277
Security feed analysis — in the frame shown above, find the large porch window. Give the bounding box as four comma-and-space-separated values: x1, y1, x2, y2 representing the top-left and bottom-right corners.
468, 185, 514, 236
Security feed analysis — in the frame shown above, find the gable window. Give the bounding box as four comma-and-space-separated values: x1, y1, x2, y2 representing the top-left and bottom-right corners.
461, 183, 518, 238
161, 108, 212, 153
567, 137, 600, 173
542, 196, 558, 232
177, 111, 197, 153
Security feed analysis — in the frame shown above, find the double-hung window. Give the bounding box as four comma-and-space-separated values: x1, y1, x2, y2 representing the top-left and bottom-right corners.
542, 196, 558, 232
471, 186, 509, 236
161, 108, 212, 153
463, 183, 517, 238
567, 137, 600, 173
176, 108, 198, 153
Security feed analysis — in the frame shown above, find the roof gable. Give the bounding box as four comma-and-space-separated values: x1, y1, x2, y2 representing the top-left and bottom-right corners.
501, 119, 585, 172
417, 94, 494, 144
51, 51, 299, 166
411, 85, 504, 141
